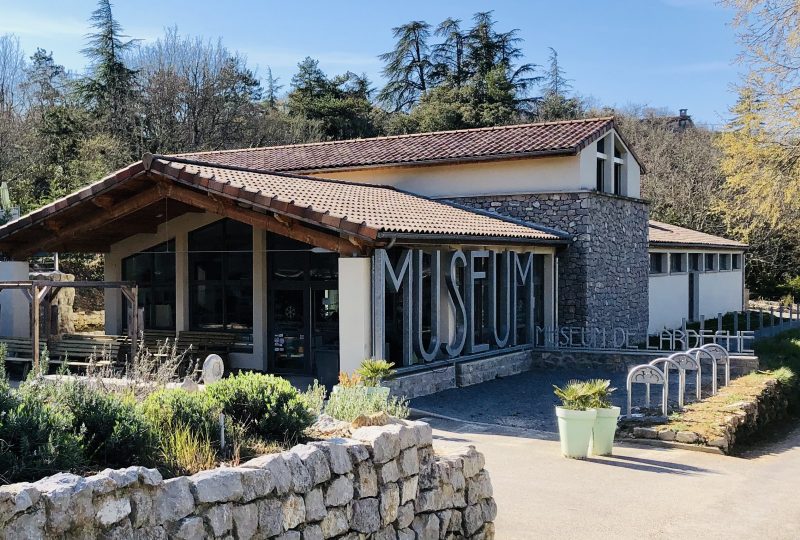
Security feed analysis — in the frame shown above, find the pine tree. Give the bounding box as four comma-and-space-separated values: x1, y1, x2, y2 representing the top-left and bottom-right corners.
536, 48, 583, 121
377, 21, 434, 111
80, 0, 138, 146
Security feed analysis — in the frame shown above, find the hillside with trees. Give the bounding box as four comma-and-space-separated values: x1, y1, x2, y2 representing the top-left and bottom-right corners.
0, 0, 797, 299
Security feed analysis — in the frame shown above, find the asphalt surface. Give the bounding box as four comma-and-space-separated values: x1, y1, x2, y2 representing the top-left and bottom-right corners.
426, 416, 800, 540
410, 369, 652, 432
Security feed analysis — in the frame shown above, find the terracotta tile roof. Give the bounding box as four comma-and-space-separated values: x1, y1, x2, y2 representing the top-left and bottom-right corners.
648, 220, 747, 250
176, 117, 618, 173
150, 157, 568, 242
0, 156, 568, 247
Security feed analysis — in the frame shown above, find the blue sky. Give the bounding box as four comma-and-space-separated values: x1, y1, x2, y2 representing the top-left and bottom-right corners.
1, 0, 741, 127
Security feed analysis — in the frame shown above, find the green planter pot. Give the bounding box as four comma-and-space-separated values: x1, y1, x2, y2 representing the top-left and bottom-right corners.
590, 406, 621, 456
555, 407, 597, 459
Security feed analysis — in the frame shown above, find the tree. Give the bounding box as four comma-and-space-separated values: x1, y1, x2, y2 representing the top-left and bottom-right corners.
536, 48, 584, 121
432, 18, 468, 89
377, 21, 434, 111
79, 0, 138, 147
288, 57, 379, 140
0, 34, 28, 187
264, 67, 282, 110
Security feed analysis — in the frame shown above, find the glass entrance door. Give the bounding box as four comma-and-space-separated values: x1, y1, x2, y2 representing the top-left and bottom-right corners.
271, 289, 308, 373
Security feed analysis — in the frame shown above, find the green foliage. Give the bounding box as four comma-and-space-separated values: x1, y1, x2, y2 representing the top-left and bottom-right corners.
141, 388, 220, 439
300, 380, 327, 418
324, 386, 410, 423
355, 359, 396, 387
44, 382, 155, 468
0, 388, 84, 483
205, 372, 314, 442
552, 380, 593, 411
584, 379, 616, 409
158, 423, 217, 477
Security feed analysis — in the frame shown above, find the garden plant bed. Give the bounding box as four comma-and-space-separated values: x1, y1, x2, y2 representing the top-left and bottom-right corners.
619, 369, 796, 454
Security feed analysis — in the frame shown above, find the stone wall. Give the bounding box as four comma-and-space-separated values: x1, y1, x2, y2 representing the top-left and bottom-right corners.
0, 421, 496, 539
451, 191, 650, 337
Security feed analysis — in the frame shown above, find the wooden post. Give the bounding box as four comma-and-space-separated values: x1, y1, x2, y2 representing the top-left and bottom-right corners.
779, 305, 785, 327
759, 308, 764, 329
733, 312, 739, 334
30, 283, 39, 374
746, 310, 751, 331
770, 307, 775, 326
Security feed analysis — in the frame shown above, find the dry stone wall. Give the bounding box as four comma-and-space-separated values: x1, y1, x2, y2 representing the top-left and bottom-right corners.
0, 420, 496, 539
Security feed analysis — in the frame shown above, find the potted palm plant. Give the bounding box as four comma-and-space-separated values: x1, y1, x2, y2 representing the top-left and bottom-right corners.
586, 379, 620, 456
553, 380, 596, 459
355, 359, 395, 398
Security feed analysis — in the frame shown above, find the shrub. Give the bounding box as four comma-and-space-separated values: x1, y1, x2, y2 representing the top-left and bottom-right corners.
355, 359, 395, 387
159, 423, 217, 476
300, 380, 327, 418
47, 382, 156, 468
324, 386, 409, 422
337, 371, 362, 388
205, 372, 314, 442
0, 390, 84, 483
141, 388, 221, 440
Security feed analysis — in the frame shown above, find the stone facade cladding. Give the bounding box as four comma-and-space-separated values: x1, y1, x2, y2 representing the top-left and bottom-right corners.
0, 421, 496, 539
450, 191, 650, 339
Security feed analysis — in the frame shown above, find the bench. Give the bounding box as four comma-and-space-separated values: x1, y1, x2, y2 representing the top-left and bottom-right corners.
141, 329, 177, 353
0, 337, 47, 376
176, 331, 237, 368
48, 335, 123, 369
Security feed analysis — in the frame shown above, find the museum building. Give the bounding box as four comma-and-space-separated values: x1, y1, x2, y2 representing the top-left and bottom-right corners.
0, 117, 746, 387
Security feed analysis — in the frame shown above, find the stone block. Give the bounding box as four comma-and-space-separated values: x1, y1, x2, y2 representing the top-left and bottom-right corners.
466, 471, 493, 504
374, 525, 399, 540
400, 475, 418, 505
657, 430, 676, 441
242, 453, 293, 495
406, 421, 433, 447
277, 531, 302, 540
283, 452, 313, 494
304, 488, 326, 522
396, 501, 414, 529
96, 495, 131, 527
379, 460, 401, 484
2, 508, 45, 538
282, 494, 306, 531
311, 439, 353, 475
241, 466, 274, 502
459, 447, 485, 478
398, 449, 419, 477
190, 467, 243, 503
204, 502, 233, 537
319, 505, 350, 538
351, 425, 402, 463
350, 497, 380, 533
633, 427, 659, 439
675, 431, 699, 444
168, 516, 205, 540
354, 461, 378, 499
302, 523, 324, 540
412, 512, 440, 540
33, 472, 94, 533
325, 475, 354, 507
397, 527, 415, 540
291, 444, 332, 486
232, 502, 259, 540
153, 477, 194, 523
129, 488, 153, 528
380, 483, 400, 526
0, 482, 39, 524
259, 498, 283, 537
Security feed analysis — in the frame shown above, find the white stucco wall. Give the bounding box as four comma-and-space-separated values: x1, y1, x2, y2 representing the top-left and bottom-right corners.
698, 269, 745, 319
0, 261, 30, 338
648, 248, 745, 332
338, 257, 371, 374
648, 273, 690, 332
309, 156, 583, 198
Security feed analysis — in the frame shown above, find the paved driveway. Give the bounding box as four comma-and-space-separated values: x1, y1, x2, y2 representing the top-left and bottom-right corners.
425, 416, 800, 539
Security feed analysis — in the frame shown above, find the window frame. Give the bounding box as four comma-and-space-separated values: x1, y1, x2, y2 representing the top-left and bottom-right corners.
649, 252, 667, 275
719, 253, 732, 271
732, 253, 742, 270
121, 239, 176, 331
669, 252, 687, 274
704, 253, 718, 272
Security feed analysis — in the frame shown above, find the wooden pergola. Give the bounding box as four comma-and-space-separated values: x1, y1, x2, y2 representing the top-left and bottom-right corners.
0, 280, 138, 371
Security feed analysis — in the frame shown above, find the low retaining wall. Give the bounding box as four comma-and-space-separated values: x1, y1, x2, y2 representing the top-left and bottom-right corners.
0, 421, 496, 539
387, 348, 759, 399
625, 372, 794, 454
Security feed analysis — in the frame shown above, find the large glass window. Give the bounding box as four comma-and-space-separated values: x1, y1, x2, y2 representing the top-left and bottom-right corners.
122, 240, 176, 330
189, 219, 253, 334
